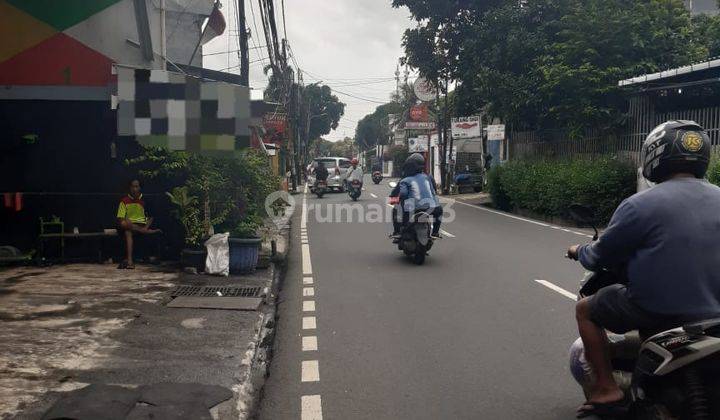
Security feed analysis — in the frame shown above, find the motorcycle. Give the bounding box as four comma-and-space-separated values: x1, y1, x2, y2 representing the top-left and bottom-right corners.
314, 179, 327, 198
348, 179, 362, 201
388, 182, 435, 265
372, 171, 383, 184
567, 204, 720, 420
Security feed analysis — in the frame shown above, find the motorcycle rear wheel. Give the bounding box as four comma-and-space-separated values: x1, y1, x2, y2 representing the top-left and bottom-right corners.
414, 244, 426, 265
634, 404, 674, 420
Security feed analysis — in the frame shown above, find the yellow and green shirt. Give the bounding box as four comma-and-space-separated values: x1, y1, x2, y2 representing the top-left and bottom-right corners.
117, 194, 148, 224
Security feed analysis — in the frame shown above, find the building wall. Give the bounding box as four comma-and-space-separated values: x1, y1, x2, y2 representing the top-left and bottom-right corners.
0, 0, 165, 88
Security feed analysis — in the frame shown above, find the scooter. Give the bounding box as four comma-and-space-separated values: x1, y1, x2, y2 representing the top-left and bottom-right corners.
314, 179, 327, 198
348, 179, 362, 201
372, 171, 383, 184
567, 204, 720, 420
388, 182, 435, 265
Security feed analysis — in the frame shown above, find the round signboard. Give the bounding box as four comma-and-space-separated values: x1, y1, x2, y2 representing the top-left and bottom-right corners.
413, 77, 437, 102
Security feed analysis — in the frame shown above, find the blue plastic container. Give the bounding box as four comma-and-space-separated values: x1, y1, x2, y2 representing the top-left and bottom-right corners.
228, 238, 262, 274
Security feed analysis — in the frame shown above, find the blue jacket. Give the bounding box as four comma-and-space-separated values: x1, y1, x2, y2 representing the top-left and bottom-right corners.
398, 173, 439, 211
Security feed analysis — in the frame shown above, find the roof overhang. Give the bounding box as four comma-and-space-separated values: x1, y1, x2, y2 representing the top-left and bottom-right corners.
619, 59, 720, 87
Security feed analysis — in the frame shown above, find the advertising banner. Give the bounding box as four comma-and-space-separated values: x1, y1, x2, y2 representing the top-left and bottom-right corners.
405, 121, 436, 130
487, 124, 506, 141
451, 116, 481, 139
408, 137, 429, 153
413, 76, 437, 102
409, 104, 429, 122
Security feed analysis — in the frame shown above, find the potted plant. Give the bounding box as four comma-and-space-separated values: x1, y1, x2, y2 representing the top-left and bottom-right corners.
166, 186, 206, 272
227, 214, 263, 274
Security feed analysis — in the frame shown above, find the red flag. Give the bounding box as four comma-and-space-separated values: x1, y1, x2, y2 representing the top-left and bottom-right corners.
201, 5, 226, 45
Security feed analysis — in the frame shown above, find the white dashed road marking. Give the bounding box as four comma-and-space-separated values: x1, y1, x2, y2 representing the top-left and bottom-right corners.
370, 193, 378, 198
302, 244, 313, 275
302, 336, 318, 351
303, 316, 317, 330
302, 360, 320, 382
535, 279, 577, 301
301, 395, 323, 420
301, 186, 323, 419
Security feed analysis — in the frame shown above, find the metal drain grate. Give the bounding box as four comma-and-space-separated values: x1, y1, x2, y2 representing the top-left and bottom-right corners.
200, 286, 262, 297
171, 286, 203, 297
171, 285, 262, 298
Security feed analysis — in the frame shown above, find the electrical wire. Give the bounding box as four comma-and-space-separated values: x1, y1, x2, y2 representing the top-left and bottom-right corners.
248, 0, 269, 69
203, 44, 268, 56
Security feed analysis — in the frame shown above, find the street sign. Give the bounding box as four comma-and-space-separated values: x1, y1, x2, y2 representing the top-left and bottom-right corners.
413, 77, 437, 102
408, 137, 428, 153
487, 124, 506, 141
405, 121, 436, 130
451, 116, 481, 139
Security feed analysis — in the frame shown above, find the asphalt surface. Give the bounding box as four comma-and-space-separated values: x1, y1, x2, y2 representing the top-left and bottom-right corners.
260, 175, 592, 419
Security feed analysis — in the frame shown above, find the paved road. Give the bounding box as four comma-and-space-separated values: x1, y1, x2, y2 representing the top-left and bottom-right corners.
260, 176, 592, 419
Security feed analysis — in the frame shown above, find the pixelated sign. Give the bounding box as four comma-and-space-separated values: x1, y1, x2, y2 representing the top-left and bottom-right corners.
116, 66, 250, 152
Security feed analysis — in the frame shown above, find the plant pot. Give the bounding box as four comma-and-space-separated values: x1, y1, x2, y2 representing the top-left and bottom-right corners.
228, 238, 262, 274
181, 247, 207, 272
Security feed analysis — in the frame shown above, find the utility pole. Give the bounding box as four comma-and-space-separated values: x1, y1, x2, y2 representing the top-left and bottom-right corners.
238, 0, 249, 85
437, 79, 446, 194
443, 78, 452, 193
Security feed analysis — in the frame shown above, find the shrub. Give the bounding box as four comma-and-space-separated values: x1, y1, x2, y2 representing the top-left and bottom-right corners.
486, 165, 511, 211
492, 157, 636, 224
708, 157, 720, 187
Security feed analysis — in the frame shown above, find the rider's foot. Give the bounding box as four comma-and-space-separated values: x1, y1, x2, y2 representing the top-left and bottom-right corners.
431, 233, 442, 240
577, 388, 626, 418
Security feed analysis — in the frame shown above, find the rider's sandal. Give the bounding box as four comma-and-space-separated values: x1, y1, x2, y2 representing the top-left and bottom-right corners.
576, 399, 629, 419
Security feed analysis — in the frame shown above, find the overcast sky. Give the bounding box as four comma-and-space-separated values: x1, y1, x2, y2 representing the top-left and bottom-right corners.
203, 0, 414, 142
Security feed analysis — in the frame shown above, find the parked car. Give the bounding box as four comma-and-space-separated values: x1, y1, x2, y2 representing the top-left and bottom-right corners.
309, 157, 352, 192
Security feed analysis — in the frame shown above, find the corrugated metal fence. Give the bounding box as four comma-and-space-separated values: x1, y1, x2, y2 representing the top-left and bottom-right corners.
509, 100, 720, 162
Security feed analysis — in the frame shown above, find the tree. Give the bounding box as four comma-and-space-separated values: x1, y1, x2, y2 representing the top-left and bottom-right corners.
301, 83, 345, 142
395, 0, 710, 132
328, 137, 355, 158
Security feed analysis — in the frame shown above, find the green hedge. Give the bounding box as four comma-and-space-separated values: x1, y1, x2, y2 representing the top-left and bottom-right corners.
708, 158, 720, 187
487, 157, 636, 224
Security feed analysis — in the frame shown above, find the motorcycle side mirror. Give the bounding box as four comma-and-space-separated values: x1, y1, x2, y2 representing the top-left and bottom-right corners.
388, 181, 398, 188
568, 204, 599, 240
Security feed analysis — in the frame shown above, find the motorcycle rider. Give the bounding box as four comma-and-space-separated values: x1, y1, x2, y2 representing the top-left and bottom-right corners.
567, 121, 720, 418
390, 153, 443, 240
314, 161, 329, 186
346, 158, 363, 187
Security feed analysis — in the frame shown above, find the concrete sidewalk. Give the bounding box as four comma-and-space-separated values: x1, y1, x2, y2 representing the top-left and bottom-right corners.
0, 230, 287, 419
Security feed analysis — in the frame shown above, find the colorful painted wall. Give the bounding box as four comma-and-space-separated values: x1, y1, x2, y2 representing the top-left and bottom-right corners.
0, 0, 164, 89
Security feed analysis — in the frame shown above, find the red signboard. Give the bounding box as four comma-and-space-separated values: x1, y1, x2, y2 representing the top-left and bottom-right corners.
409, 104, 429, 122
263, 113, 287, 144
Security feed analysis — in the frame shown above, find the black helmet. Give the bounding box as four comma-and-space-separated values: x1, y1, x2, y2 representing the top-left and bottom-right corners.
641, 120, 711, 183
403, 153, 425, 175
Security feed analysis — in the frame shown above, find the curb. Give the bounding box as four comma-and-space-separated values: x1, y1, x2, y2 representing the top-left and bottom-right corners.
233, 223, 290, 420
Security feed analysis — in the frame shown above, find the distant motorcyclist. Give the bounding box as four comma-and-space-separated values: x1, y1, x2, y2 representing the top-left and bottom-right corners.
390, 153, 442, 240
566, 121, 720, 418
314, 161, 329, 182
346, 158, 363, 185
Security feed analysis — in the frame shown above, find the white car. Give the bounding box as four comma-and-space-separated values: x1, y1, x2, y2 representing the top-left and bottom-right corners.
309, 157, 353, 192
